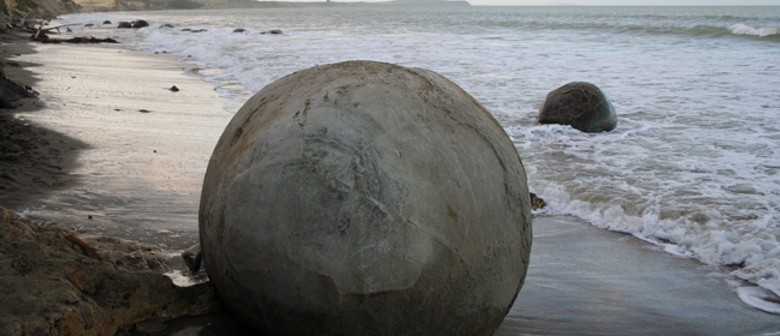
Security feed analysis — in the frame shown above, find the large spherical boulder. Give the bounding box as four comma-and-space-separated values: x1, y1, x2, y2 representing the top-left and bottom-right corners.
199, 61, 532, 336
538, 81, 617, 132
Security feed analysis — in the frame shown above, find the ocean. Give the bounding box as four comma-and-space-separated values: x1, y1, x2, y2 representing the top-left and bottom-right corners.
55, 5, 780, 315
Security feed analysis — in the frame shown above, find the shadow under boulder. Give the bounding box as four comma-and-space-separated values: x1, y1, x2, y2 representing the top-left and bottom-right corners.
538, 82, 617, 133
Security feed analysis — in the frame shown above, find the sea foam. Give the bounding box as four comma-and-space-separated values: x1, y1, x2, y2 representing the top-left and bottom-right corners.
730, 23, 779, 37
737, 287, 780, 314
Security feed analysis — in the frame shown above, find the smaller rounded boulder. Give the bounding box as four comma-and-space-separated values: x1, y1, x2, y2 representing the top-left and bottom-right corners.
538, 82, 617, 133
131, 20, 150, 29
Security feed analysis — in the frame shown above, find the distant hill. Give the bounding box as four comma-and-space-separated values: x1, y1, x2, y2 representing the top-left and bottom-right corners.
193, 0, 471, 9
374, 0, 471, 6
0, 0, 470, 17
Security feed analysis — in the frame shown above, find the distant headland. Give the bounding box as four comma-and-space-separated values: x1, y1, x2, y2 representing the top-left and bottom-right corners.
0, 0, 469, 16
189, 0, 472, 10
66, 0, 471, 12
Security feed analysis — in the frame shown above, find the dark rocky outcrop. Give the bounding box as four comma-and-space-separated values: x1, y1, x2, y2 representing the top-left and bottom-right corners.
199, 60, 532, 336
538, 81, 617, 133
31, 32, 119, 43
0, 69, 35, 108
116, 19, 149, 29
0, 208, 222, 335
131, 19, 148, 28
530, 192, 547, 210
181, 28, 207, 33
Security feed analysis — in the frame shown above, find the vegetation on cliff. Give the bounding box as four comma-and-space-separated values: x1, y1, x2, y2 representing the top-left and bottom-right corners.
0, 0, 203, 25
1, 0, 78, 27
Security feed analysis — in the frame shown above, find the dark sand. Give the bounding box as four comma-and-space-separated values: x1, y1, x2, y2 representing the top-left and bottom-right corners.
1, 34, 778, 335
499, 216, 779, 335
1, 32, 89, 210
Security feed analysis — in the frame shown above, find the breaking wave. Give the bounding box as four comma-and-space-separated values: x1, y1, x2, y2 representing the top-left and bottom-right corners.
729, 23, 780, 37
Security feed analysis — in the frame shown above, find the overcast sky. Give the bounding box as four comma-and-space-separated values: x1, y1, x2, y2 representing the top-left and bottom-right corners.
308, 0, 780, 5
470, 0, 780, 4
322, 0, 780, 5
295, 0, 780, 6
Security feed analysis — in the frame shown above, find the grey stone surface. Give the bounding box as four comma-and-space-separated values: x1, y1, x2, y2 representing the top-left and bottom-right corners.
199, 60, 532, 336
538, 81, 617, 133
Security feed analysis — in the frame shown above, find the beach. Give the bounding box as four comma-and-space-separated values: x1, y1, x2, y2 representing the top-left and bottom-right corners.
1, 33, 232, 249
163, 216, 780, 335
2, 28, 779, 335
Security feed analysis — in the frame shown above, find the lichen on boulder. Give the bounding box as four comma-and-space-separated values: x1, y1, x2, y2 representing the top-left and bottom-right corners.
199, 60, 533, 336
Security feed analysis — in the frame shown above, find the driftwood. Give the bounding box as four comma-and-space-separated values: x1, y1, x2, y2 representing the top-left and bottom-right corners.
27, 23, 119, 44
31, 23, 79, 36
31, 32, 119, 44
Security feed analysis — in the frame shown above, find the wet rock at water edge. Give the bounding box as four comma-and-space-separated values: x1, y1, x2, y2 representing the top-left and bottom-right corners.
530, 192, 546, 210
33, 35, 119, 44
199, 60, 533, 336
182, 244, 204, 273
131, 20, 149, 29
538, 81, 617, 133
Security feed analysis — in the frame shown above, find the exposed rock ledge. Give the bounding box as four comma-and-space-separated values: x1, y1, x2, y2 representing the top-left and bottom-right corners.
0, 208, 220, 335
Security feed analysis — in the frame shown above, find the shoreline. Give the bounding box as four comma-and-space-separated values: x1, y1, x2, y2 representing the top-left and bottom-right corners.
502, 216, 780, 335
1, 32, 232, 249
1, 29, 229, 333
2, 29, 779, 334
1, 31, 86, 210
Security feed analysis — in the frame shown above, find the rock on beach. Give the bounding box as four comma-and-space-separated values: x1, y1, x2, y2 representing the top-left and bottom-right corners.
199, 60, 533, 336
0, 208, 221, 335
0, 71, 35, 108
538, 81, 617, 133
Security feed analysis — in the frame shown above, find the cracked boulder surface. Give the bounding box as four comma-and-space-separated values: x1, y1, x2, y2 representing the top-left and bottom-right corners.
538, 81, 617, 133
199, 60, 532, 336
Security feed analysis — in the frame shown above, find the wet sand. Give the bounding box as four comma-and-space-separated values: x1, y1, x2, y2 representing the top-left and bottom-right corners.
1, 36, 232, 249
160, 216, 780, 335
1, 35, 778, 335
499, 216, 779, 335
